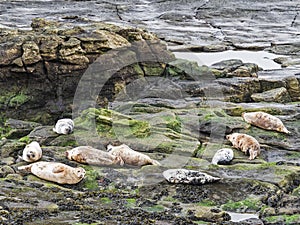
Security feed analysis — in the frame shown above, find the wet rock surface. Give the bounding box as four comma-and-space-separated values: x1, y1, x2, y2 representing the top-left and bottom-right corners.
0, 1, 300, 224
0, 0, 299, 53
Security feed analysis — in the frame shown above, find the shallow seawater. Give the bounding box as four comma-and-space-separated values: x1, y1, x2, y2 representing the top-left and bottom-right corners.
227, 212, 259, 222
174, 50, 283, 70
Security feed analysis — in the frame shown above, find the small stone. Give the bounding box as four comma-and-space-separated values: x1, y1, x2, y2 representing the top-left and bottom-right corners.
5, 173, 23, 181
12, 57, 23, 67
0, 141, 26, 158
211, 59, 243, 70
0, 165, 15, 177
21, 41, 42, 65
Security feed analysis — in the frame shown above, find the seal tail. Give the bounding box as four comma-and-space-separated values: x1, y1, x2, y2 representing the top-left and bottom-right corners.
211, 158, 218, 165
151, 159, 161, 166
282, 127, 291, 134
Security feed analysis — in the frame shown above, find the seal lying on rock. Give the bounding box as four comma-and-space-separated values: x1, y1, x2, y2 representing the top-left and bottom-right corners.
18, 161, 85, 184
66, 146, 124, 166
21, 141, 42, 162
53, 118, 74, 134
211, 148, 234, 165
242, 111, 290, 134
226, 133, 260, 160
107, 144, 160, 166
163, 169, 220, 185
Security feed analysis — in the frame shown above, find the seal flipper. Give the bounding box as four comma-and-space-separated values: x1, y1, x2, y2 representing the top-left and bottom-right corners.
17, 164, 33, 172
151, 159, 161, 166
52, 165, 65, 173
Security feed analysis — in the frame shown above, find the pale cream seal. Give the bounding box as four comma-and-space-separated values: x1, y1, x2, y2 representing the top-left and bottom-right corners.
242, 111, 290, 134
18, 161, 85, 184
66, 146, 124, 166
107, 144, 160, 166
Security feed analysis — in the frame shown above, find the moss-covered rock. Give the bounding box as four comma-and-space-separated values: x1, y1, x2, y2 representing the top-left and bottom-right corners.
74, 107, 200, 156
222, 197, 266, 213
263, 214, 300, 225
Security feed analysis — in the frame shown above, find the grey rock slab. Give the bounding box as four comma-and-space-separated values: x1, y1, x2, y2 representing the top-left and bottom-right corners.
0, 0, 299, 49
251, 87, 292, 103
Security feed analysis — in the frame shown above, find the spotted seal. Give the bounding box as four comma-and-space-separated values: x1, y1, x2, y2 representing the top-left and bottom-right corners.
163, 169, 220, 185
211, 148, 234, 165
21, 141, 42, 163
53, 118, 74, 134
242, 111, 290, 134
18, 161, 85, 184
66, 146, 124, 166
226, 133, 260, 160
107, 144, 160, 166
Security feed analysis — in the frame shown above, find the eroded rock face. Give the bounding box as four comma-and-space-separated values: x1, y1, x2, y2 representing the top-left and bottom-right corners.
0, 18, 174, 123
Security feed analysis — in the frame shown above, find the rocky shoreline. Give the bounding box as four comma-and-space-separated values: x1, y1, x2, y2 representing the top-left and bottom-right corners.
0, 1, 300, 224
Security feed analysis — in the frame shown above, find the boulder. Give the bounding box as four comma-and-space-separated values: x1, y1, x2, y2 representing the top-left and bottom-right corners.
211, 59, 260, 78
251, 87, 291, 103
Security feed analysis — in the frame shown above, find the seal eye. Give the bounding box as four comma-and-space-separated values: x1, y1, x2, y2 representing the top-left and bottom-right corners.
64, 127, 70, 134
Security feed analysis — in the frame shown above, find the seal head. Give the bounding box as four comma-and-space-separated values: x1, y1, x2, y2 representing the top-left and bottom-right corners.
53, 118, 74, 135
211, 148, 234, 165
22, 141, 42, 162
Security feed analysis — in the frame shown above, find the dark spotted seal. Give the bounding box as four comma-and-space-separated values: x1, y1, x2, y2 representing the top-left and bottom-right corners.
163, 169, 220, 185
